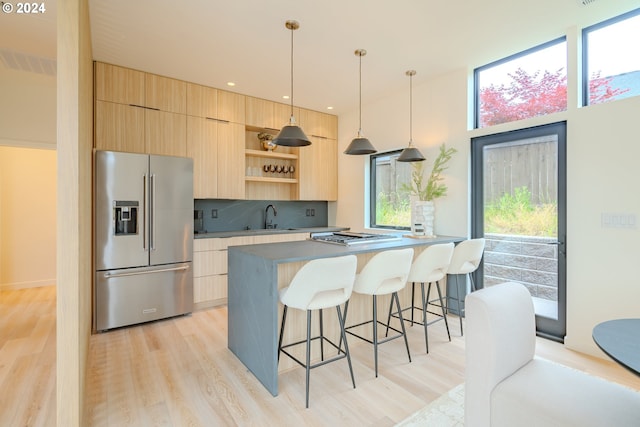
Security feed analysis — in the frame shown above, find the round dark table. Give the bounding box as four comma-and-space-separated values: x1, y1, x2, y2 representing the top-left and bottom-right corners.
592, 318, 640, 376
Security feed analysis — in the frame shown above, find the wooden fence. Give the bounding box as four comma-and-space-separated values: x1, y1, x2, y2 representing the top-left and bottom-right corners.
374, 138, 557, 207
483, 138, 557, 205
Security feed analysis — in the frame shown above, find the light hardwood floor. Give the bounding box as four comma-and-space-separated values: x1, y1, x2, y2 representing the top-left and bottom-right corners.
2, 286, 639, 426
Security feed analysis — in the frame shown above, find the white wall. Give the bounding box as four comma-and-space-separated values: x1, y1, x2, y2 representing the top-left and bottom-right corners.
0, 62, 57, 289
334, 24, 640, 358
0, 66, 57, 149
0, 146, 57, 289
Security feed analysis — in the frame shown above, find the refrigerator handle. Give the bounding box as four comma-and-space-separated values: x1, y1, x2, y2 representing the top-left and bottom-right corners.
150, 173, 156, 251
102, 264, 190, 279
143, 174, 148, 251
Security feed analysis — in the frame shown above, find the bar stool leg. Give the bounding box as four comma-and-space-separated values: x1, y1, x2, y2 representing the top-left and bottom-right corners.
278, 305, 288, 363
437, 281, 451, 342
410, 282, 416, 325
339, 300, 349, 352
393, 292, 412, 364
373, 295, 379, 378
455, 275, 464, 336
305, 309, 312, 409
421, 282, 429, 354
384, 297, 394, 337
336, 305, 356, 389
319, 309, 325, 361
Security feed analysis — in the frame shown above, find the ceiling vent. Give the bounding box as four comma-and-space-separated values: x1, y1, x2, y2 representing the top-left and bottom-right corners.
0, 49, 56, 76
576, 0, 597, 6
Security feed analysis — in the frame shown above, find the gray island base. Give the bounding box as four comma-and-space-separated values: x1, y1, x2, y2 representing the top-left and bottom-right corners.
227, 235, 464, 396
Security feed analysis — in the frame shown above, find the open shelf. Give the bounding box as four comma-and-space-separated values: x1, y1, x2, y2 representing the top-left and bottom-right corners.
245, 176, 298, 184
245, 149, 298, 160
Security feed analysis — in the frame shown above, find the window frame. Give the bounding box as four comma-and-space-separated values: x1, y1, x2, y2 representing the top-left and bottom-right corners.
369, 149, 411, 231
474, 37, 567, 129
581, 7, 640, 107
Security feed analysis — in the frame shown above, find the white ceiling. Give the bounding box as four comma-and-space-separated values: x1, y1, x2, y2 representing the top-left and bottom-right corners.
1, 0, 638, 115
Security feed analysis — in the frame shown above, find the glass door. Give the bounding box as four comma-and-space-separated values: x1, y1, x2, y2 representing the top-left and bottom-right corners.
471, 122, 566, 341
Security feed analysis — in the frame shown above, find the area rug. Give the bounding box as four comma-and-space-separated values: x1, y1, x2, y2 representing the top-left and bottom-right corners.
395, 383, 465, 426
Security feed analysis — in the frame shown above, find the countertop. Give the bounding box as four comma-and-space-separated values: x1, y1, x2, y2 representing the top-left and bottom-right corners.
193, 226, 348, 239
228, 234, 465, 263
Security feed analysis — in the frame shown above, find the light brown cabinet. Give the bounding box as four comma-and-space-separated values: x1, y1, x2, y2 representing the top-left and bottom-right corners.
145, 109, 187, 157
187, 83, 218, 118
188, 84, 245, 124
145, 73, 187, 114
245, 96, 298, 131
95, 61, 338, 202
298, 108, 338, 140
217, 121, 246, 199
94, 101, 145, 153
95, 62, 145, 106
187, 117, 245, 199
193, 232, 309, 309
218, 90, 246, 124
298, 136, 338, 201
187, 116, 218, 198
94, 62, 187, 156
186, 84, 245, 199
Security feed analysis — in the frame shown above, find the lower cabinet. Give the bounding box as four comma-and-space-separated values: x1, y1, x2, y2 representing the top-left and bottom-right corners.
193, 232, 309, 309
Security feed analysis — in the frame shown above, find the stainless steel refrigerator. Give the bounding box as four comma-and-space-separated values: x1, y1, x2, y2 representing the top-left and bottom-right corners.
94, 150, 194, 331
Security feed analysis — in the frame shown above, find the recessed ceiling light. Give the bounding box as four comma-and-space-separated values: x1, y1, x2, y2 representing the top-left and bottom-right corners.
282, 95, 290, 99
227, 82, 236, 87
327, 106, 334, 110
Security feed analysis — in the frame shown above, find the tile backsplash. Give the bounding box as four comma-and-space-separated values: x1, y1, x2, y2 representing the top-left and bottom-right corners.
194, 199, 328, 233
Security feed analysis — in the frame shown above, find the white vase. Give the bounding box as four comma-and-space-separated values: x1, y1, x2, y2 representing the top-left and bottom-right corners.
411, 198, 435, 237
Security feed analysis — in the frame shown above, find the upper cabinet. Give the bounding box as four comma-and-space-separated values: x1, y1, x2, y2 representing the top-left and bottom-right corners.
187, 84, 245, 124
187, 83, 218, 119
95, 62, 144, 106
245, 96, 298, 131
95, 100, 146, 153
94, 61, 337, 202
298, 136, 337, 201
94, 62, 187, 155
145, 74, 187, 114
216, 90, 246, 124
298, 108, 338, 140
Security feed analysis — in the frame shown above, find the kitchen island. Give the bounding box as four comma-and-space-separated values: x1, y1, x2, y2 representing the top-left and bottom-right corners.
227, 234, 464, 396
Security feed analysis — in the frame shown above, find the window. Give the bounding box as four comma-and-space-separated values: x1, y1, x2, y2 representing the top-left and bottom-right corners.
475, 38, 567, 128
583, 8, 640, 106
370, 150, 412, 230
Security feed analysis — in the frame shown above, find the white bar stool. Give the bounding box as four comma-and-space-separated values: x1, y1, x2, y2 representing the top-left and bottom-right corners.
447, 238, 486, 335
386, 242, 454, 353
277, 255, 358, 408
343, 248, 414, 378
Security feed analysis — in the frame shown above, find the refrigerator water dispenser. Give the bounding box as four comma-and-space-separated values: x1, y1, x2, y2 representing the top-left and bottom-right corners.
114, 201, 138, 235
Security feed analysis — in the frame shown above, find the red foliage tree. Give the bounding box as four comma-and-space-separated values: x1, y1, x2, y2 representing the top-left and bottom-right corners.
479, 68, 628, 127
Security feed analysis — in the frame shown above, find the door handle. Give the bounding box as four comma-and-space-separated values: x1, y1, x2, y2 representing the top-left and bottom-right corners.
143, 174, 148, 251
103, 265, 190, 279
546, 240, 566, 256
150, 173, 156, 251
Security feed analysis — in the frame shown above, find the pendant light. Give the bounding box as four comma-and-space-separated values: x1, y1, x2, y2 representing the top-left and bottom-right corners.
273, 20, 311, 147
397, 70, 425, 162
344, 49, 377, 155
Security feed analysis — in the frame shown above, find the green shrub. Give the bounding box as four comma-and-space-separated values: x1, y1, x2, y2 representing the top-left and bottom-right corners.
376, 192, 411, 227
484, 187, 557, 236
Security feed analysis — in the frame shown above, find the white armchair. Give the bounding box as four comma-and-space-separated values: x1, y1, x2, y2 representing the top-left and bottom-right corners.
465, 282, 640, 427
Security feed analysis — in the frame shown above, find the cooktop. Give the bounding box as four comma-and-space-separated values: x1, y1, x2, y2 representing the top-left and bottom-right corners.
310, 231, 402, 246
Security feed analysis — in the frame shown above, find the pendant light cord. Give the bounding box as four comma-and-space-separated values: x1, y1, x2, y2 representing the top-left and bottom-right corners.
409, 72, 413, 144
358, 52, 362, 134
406, 70, 416, 146
290, 25, 294, 119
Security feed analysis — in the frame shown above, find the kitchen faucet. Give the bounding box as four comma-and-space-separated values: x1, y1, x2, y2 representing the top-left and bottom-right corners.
265, 204, 277, 229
